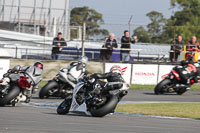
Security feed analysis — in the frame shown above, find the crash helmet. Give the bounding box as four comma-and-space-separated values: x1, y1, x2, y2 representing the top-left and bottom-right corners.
78, 56, 88, 64
110, 65, 122, 74
34, 61, 43, 70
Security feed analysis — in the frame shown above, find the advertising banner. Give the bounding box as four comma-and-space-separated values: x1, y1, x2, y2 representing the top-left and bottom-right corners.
158, 65, 175, 82
0, 60, 10, 78
105, 63, 132, 84
131, 64, 158, 85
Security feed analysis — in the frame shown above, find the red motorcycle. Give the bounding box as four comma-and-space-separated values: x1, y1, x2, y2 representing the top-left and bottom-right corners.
154, 63, 199, 95
0, 65, 42, 106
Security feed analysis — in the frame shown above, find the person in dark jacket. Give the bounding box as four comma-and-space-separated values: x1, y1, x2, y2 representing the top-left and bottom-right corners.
121, 30, 137, 62
52, 32, 67, 60
102, 33, 118, 61
170, 35, 183, 62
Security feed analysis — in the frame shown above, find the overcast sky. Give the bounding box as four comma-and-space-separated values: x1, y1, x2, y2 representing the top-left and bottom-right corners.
70, 0, 177, 39
70, 0, 174, 24
1, 0, 177, 39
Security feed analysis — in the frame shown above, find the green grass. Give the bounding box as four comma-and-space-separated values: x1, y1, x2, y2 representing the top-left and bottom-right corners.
130, 84, 200, 91
39, 81, 48, 88
116, 103, 200, 119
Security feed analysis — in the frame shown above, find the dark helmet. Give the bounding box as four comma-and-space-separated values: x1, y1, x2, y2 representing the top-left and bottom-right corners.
34, 62, 43, 69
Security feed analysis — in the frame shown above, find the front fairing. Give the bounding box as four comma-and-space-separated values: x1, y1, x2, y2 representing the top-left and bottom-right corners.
69, 81, 88, 113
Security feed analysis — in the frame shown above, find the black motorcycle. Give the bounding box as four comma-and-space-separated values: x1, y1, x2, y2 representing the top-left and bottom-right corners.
154, 64, 199, 95
57, 74, 129, 117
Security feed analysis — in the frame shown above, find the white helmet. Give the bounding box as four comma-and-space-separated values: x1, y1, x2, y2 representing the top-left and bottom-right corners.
110, 65, 122, 74
78, 56, 88, 64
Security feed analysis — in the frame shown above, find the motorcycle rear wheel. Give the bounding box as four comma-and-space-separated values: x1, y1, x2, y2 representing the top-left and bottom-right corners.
154, 79, 173, 95
0, 86, 20, 106
90, 95, 118, 117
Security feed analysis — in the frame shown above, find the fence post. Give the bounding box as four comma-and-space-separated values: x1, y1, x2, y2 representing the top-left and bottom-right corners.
26, 48, 28, 59
137, 51, 140, 61
15, 46, 18, 58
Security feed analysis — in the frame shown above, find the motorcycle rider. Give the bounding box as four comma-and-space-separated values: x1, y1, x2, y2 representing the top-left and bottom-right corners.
176, 60, 200, 87
89, 65, 128, 99
10, 62, 43, 102
66, 56, 88, 82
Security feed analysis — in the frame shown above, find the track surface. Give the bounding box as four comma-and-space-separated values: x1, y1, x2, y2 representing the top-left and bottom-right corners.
0, 90, 200, 133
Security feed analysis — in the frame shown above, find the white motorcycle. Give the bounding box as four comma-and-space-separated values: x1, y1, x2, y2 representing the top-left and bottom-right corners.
39, 62, 87, 99
57, 74, 129, 117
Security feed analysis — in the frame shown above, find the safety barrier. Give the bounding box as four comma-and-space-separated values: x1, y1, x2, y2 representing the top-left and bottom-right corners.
105, 63, 175, 85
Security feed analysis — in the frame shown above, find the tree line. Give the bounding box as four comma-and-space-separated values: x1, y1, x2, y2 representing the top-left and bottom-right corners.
70, 0, 200, 44
134, 0, 200, 44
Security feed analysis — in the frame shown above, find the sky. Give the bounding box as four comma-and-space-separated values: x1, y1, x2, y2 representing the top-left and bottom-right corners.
69, 0, 177, 39
1, 0, 178, 39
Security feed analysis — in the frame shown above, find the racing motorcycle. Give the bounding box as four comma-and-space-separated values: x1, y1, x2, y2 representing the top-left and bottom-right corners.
39, 62, 86, 99
0, 65, 43, 106
57, 74, 129, 117
154, 63, 200, 95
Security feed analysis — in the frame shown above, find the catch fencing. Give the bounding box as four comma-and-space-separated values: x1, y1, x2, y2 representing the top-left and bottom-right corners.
0, 39, 170, 62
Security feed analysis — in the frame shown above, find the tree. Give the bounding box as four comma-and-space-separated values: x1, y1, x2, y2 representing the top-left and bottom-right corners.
133, 11, 167, 43
164, 0, 200, 43
133, 26, 151, 43
70, 6, 109, 40
146, 11, 167, 43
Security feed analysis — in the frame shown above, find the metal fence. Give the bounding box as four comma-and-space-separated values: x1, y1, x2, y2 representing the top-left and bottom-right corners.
0, 39, 171, 62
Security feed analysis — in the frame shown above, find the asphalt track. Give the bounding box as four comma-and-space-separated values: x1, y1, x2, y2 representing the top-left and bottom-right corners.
0, 90, 200, 133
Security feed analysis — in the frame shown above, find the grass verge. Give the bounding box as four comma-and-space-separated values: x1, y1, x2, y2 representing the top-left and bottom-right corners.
130, 84, 200, 91
39, 81, 48, 88
116, 103, 200, 119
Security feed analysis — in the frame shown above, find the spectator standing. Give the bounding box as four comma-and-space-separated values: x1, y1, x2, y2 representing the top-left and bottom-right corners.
170, 35, 184, 62
52, 32, 67, 60
121, 30, 137, 62
186, 36, 200, 51
102, 33, 118, 61
185, 36, 200, 61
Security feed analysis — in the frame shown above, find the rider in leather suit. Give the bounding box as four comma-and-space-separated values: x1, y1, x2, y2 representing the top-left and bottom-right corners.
89, 65, 127, 99
10, 62, 43, 102
177, 60, 200, 85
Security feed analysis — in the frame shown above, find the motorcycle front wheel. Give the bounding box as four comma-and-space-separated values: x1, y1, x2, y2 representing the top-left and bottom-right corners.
57, 97, 72, 115
90, 95, 118, 117
0, 86, 20, 106
154, 79, 173, 95
39, 80, 59, 99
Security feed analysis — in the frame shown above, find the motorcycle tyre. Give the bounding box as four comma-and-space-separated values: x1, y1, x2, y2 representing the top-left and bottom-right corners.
90, 95, 118, 117
154, 79, 172, 95
0, 86, 20, 106
57, 98, 72, 115
39, 80, 59, 99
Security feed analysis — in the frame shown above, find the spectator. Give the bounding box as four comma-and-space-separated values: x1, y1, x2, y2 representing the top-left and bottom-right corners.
185, 36, 200, 61
52, 32, 67, 60
170, 35, 183, 62
186, 36, 200, 51
120, 30, 137, 62
101, 33, 118, 61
